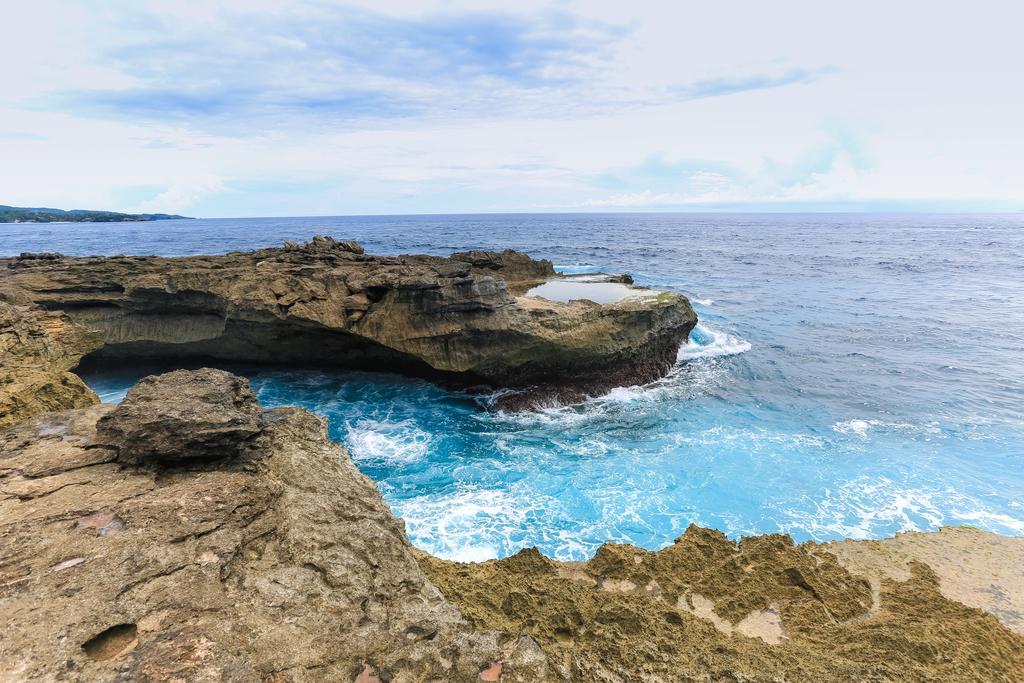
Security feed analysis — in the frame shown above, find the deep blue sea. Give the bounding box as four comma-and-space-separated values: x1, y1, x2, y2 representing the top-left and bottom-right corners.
4, 213, 1023, 561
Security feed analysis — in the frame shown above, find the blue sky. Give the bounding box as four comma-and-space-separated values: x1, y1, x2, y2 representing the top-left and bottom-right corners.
2, 0, 1022, 216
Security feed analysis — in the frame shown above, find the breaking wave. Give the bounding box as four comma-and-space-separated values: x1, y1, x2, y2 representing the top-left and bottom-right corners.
677, 323, 752, 361
344, 418, 432, 465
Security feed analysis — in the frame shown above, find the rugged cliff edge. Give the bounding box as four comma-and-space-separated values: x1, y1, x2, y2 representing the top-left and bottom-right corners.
0, 296, 102, 429
2, 369, 1022, 682
0, 370, 547, 682
3, 241, 1022, 682
0, 237, 697, 409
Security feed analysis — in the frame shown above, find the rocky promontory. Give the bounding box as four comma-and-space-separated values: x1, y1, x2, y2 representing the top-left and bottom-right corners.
0, 297, 102, 429
3, 239, 1023, 682
0, 369, 547, 681
0, 237, 696, 409
2, 369, 1022, 682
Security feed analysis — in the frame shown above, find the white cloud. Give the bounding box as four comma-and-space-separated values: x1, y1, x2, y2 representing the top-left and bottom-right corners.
1, 0, 1022, 215
132, 178, 226, 214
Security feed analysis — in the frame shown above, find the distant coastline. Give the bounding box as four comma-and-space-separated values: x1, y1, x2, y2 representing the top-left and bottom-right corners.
0, 204, 192, 223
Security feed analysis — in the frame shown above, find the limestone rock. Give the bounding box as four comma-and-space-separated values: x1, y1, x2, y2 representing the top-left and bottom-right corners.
284, 235, 365, 255
0, 240, 697, 409
3, 370, 1023, 682
13, 251, 64, 262
95, 368, 265, 465
451, 249, 555, 290
420, 524, 1024, 681
0, 299, 102, 429
0, 370, 550, 682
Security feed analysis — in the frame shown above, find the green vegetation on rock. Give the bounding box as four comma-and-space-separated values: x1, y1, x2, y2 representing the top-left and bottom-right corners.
0, 204, 191, 223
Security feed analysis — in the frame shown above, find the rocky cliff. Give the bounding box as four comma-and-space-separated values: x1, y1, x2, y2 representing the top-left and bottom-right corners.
0, 237, 696, 409
2, 369, 1022, 682
0, 296, 102, 429
3, 239, 1022, 682
0, 369, 547, 682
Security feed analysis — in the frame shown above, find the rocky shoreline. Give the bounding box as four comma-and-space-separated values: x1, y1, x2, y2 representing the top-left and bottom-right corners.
1, 237, 696, 412
2, 240, 1023, 681
1, 369, 1022, 681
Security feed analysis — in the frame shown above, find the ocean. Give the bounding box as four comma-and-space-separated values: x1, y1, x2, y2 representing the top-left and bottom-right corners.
4, 213, 1023, 561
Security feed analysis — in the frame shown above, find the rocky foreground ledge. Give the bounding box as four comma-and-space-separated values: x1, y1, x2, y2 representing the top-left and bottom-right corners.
0, 237, 696, 412
2, 369, 1023, 682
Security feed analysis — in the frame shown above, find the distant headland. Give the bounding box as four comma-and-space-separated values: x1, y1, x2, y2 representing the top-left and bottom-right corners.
0, 204, 192, 223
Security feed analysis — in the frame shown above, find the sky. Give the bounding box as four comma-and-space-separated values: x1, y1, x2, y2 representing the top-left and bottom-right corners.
1, 0, 1022, 217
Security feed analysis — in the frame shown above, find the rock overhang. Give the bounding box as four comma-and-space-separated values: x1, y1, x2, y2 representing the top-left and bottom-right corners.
2, 367, 1023, 680
1, 237, 697, 411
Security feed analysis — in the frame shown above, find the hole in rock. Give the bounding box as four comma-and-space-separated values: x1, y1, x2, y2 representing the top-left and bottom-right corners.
82, 623, 137, 661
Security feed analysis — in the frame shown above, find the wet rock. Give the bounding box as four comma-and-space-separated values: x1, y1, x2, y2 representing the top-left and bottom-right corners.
95, 368, 264, 465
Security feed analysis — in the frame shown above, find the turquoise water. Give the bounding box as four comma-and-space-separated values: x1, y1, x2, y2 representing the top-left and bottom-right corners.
8, 213, 1023, 561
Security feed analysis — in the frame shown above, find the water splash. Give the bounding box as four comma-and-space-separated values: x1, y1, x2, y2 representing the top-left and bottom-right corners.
345, 418, 433, 465
677, 323, 752, 361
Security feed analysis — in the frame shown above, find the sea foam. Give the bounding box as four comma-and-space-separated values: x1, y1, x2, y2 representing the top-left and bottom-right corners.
345, 418, 432, 465
677, 323, 752, 361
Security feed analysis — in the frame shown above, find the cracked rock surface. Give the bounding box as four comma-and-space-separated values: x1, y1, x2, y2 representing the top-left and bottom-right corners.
0, 237, 697, 409
0, 370, 546, 682
0, 299, 102, 429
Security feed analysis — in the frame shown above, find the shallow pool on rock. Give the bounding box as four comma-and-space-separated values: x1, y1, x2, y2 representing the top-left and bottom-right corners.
524, 279, 642, 304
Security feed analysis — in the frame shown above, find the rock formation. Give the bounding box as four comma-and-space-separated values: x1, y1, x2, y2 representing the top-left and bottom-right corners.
0, 237, 696, 409
0, 370, 547, 682
420, 526, 1024, 681
2, 369, 1022, 682
3, 239, 1022, 681
0, 297, 102, 429
95, 369, 265, 465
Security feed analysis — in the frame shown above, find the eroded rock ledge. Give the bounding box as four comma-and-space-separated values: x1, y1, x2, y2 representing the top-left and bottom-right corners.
0, 369, 546, 682
0, 237, 697, 409
0, 297, 102, 429
2, 369, 1022, 682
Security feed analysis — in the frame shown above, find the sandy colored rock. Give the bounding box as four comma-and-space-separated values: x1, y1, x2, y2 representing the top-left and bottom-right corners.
0, 370, 548, 682
0, 298, 102, 429
826, 525, 1024, 634
419, 526, 1024, 682
96, 368, 265, 464
0, 238, 696, 409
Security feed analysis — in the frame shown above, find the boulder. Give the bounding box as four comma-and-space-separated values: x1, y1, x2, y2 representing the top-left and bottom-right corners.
284, 235, 365, 254
96, 369, 265, 465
